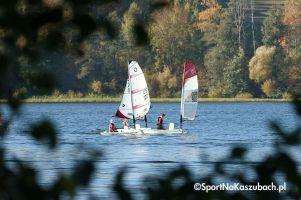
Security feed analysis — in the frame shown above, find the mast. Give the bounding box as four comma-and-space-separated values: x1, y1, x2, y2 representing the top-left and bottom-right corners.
128, 60, 136, 127
251, 0, 256, 55
180, 115, 182, 129
180, 62, 185, 128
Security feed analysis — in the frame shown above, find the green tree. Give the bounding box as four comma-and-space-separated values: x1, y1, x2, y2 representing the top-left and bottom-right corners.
228, 0, 255, 58
118, 2, 154, 86
285, 47, 301, 95
262, 8, 285, 47
203, 7, 238, 96
149, 2, 203, 82
224, 48, 249, 97
228, 0, 250, 48
74, 9, 132, 96
121, 2, 141, 46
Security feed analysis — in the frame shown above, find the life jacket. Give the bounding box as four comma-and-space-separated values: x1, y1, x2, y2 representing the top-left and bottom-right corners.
123, 121, 128, 127
157, 116, 163, 125
109, 123, 116, 132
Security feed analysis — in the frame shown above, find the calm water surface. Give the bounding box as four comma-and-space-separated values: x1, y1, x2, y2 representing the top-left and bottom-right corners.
1, 102, 300, 199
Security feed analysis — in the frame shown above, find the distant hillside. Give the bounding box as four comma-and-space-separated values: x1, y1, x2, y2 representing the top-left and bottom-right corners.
253, 0, 284, 22
94, 0, 284, 23
217, 0, 284, 23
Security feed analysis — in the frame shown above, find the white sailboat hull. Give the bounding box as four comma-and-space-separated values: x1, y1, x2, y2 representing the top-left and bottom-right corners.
100, 127, 183, 135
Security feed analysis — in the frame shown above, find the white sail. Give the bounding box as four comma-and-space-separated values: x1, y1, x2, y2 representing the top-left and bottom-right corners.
181, 61, 198, 120
116, 79, 132, 118
128, 61, 151, 119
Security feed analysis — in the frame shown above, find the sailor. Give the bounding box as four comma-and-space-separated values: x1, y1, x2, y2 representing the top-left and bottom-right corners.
122, 119, 129, 127
109, 119, 117, 132
157, 113, 165, 129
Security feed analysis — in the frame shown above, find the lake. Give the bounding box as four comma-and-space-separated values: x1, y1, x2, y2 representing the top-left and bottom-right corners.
1, 102, 300, 199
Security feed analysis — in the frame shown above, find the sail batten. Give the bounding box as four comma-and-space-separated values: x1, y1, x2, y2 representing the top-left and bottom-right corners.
181, 61, 198, 121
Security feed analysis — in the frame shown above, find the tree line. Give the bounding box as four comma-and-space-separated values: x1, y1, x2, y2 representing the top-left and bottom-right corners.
0, 1, 300, 199
13, 0, 301, 98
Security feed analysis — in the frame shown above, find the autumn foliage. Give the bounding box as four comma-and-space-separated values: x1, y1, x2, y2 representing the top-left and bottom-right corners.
196, 4, 221, 32
283, 0, 301, 26
249, 46, 276, 83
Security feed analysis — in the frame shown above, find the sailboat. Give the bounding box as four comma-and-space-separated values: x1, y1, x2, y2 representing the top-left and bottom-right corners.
109, 60, 151, 133
116, 61, 151, 122
101, 61, 197, 135
142, 61, 198, 134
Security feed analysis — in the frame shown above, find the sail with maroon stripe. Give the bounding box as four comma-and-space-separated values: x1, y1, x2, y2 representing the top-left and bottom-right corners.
181, 61, 198, 120
116, 79, 132, 118
128, 61, 151, 119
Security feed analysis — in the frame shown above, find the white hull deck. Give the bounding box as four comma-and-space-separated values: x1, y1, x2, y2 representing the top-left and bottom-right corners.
100, 127, 183, 135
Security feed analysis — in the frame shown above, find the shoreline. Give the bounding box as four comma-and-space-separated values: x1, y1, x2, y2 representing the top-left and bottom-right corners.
0, 97, 293, 103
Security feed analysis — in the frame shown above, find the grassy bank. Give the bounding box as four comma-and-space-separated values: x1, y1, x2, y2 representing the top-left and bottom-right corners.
0, 97, 293, 103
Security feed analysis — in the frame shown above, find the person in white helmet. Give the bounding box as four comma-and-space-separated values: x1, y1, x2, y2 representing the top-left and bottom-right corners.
109, 119, 117, 132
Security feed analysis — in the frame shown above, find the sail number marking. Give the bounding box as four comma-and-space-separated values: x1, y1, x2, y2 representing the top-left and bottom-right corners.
143, 88, 149, 100
191, 91, 198, 102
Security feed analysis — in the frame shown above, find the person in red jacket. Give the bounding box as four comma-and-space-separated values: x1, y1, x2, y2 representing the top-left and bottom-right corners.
157, 113, 165, 129
109, 119, 117, 132
122, 119, 129, 127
